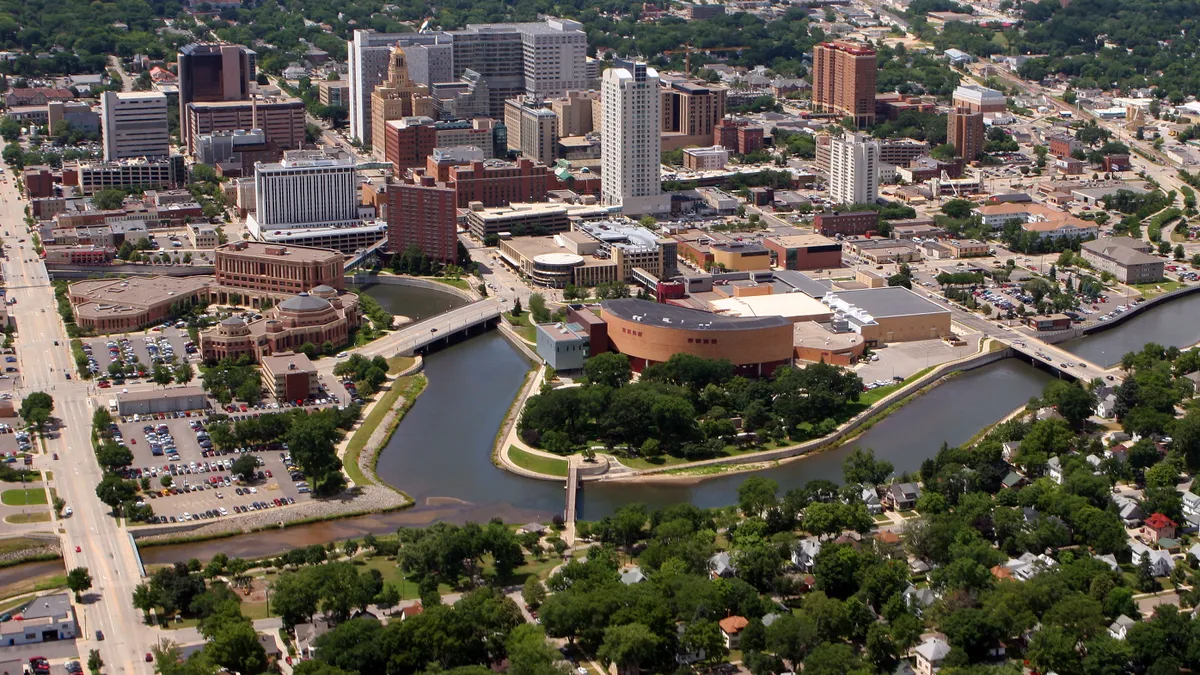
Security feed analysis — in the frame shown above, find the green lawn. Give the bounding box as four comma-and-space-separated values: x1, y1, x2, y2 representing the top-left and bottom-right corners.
1131, 280, 1185, 297
4, 513, 51, 524
433, 277, 470, 290
0, 573, 66, 603
503, 313, 538, 343
1, 488, 46, 506
344, 375, 426, 487
508, 446, 569, 477
0, 537, 50, 555
386, 355, 417, 376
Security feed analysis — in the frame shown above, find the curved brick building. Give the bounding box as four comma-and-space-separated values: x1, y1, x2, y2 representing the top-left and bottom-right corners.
601, 298, 793, 376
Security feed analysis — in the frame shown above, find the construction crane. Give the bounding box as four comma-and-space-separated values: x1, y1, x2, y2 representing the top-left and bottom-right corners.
662, 44, 749, 74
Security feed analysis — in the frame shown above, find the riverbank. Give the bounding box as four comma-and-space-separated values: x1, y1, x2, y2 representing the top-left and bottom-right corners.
342, 356, 426, 489
492, 339, 1010, 484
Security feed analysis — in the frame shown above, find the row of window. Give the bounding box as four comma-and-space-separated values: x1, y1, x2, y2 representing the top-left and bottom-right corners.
687, 338, 718, 345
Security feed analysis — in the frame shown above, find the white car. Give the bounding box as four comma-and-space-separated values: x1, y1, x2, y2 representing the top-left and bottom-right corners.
63, 506, 73, 517
337, 352, 349, 358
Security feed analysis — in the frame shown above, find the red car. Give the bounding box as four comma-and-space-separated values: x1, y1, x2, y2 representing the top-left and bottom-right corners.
74, 546, 81, 553
145, 653, 153, 663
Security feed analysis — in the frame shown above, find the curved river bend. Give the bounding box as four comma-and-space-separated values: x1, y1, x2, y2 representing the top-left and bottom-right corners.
139, 284, 1200, 564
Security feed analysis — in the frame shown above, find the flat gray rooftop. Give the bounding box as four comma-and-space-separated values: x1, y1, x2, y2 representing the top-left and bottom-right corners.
832, 287, 949, 318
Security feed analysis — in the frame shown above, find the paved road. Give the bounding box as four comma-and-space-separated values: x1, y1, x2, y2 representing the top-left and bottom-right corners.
1, 162, 155, 674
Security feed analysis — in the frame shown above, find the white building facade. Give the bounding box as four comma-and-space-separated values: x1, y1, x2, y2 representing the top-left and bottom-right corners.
517, 18, 589, 98
100, 91, 169, 161
601, 61, 670, 216
829, 133, 879, 205
250, 151, 360, 233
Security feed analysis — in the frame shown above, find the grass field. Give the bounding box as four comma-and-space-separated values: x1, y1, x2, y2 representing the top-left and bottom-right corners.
1, 488, 46, 506
0, 537, 50, 555
0, 573, 66, 603
1131, 280, 1184, 297
386, 355, 417, 376
5, 512, 51, 524
503, 313, 538, 343
508, 446, 569, 477
433, 278, 470, 290
343, 375, 426, 487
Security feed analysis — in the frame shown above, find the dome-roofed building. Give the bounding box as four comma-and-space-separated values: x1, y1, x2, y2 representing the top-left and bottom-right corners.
200, 287, 361, 363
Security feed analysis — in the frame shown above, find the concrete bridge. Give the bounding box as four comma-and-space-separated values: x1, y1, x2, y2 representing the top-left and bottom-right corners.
343, 237, 388, 271
393, 301, 504, 356
564, 457, 581, 545
1002, 337, 1121, 383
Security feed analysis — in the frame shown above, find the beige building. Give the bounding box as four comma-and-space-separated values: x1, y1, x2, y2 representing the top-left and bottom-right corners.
261, 351, 320, 402
682, 145, 729, 171
504, 97, 559, 165
370, 47, 436, 158
550, 90, 597, 137
1081, 237, 1164, 284
214, 241, 345, 298
188, 222, 219, 248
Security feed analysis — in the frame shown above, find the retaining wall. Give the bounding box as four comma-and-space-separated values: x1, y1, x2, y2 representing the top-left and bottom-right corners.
347, 273, 479, 302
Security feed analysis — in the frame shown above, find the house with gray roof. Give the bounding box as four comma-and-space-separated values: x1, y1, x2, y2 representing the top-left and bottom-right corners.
792, 537, 822, 571
1046, 456, 1064, 484
902, 585, 936, 617
1113, 495, 1143, 526
886, 483, 921, 511
709, 551, 737, 578
620, 566, 647, 585
1108, 615, 1137, 640
0, 593, 77, 647
913, 637, 951, 675
861, 485, 882, 514
1130, 540, 1175, 576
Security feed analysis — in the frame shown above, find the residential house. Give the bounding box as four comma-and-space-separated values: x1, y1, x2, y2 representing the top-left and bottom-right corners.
1130, 540, 1175, 576
1142, 513, 1178, 544
761, 613, 782, 627
862, 485, 882, 514
719, 616, 749, 649
1188, 543, 1200, 562
295, 619, 333, 658
913, 637, 951, 675
1001, 471, 1027, 489
399, 602, 424, 621
902, 585, 936, 616
792, 537, 822, 572
1096, 554, 1119, 571
997, 553, 1058, 581
1182, 491, 1200, 519
886, 483, 921, 511
1113, 495, 1144, 526
258, 633, 283, 660
710, 551, 737, 578
1046, 456, 1065, 484
1096, 394, 1117, 418
1108, 615, 1137, 640
1001, 442, 1020, 462
620, 567, 647, 585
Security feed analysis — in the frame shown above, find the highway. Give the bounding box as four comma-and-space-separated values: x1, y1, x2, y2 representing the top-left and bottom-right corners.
0, 165, 154, 674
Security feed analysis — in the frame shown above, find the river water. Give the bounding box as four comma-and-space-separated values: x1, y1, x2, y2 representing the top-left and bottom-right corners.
138, 283, 1199, 564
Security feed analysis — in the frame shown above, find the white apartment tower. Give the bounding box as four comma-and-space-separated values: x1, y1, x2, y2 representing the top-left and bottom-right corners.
100, 91, 169, 161
829, 133, 879, 206
601, 61, 670, 216
249, 151, 360, 239
517, 18, 589, 98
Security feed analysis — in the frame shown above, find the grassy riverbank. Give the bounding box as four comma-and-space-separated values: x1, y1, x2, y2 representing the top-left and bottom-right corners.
508, 446, 569, 477
344, 374, 427, 487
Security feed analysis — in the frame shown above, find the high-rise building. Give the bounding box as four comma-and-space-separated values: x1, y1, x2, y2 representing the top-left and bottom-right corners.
249, 151, 360, 238
550, 90, 597, 137
829, 133, 879, 205
947, 107, 985, 161
100, 91, 169, 161
370, 47, 438, 158
504, 97, 558, 165
661, 80, 727, 139
952, 84, 1006, 114
347, 30, 455, 145
812, 41, 877, 128
601, 61, 670, 216
388, 176, 458, 263
177, 43, 254, 149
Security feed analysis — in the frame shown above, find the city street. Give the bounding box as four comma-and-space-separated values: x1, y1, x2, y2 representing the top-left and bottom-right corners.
0, 161, 156, 674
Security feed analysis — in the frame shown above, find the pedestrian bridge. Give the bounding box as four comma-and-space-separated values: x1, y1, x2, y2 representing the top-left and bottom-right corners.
343, 238, 389, 271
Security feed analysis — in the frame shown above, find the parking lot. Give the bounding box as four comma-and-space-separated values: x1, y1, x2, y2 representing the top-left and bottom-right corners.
82, 328, 198, 379
113, 416, 311, 524
855, 336, 981, 382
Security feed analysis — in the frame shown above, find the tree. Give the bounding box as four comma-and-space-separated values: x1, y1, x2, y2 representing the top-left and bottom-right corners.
92, 188, 126, 210
738, 476, 779, 516
270, 570, 321, 628
152, 363, 174, 387
67, 567, 92, 602
1041, 380, 1097, 430
19, 391, 54, 435
941, 199, 975, 219
95, 474, 136, 514
597, 623, 659, 675
506, 624, 566, 675
931, 143, 958, 162
583, 352, 632, 389
528, 293, 551, 323
96, 441, 134, 470
231, 455, 258, 481
522, 576, 546, 609
173, 363, 195, 386
842, 447, 894, 485
681, 620, 727, 665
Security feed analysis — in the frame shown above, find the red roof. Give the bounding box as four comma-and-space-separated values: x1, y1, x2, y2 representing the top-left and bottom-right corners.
1145, 513, 1177, 530
719, 616, 749, 634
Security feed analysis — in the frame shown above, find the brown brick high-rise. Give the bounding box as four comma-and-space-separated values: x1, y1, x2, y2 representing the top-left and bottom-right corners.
812, 41, 877, 128
947, 106, 985, 161
387, 177, 458, 264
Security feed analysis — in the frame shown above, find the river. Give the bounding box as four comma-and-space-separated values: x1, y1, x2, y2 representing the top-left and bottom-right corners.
1062, 291, 1200, 367
140, 283, 1187, 564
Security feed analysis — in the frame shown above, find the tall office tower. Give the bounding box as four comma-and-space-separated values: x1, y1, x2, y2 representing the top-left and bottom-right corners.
812, 41, 877, 128
100, 91, 170, 161
178, 43, 254, 149
829, 133, 880, 206
504, 97, 558, 165
515, 19, 588, 98
450, 26, 527, 119
952, 84, 1006, 113
601, 61, 670, 216
348, 30, 455, 144
947, 106, 985, 161
387, 176, 458, 263
250, 151, 360, 234
370, 47, 437, 158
